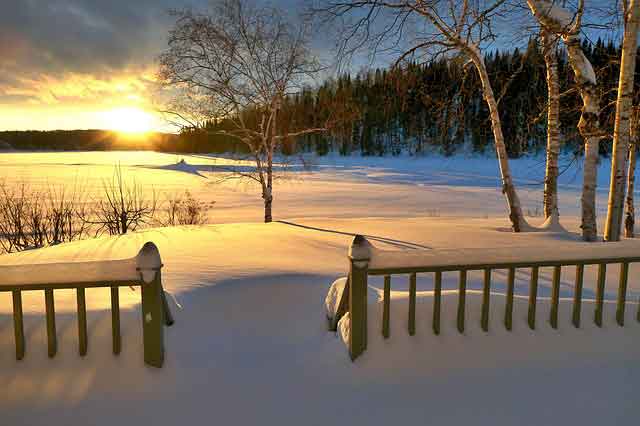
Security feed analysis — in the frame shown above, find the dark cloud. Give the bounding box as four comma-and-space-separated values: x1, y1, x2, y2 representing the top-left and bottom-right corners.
0, 0, 621, 108
0, 0, 187, 76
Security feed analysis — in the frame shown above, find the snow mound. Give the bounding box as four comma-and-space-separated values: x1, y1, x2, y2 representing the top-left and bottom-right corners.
151, 159, 207, 177
325, 276, 347, 319
2, 219, 640, 425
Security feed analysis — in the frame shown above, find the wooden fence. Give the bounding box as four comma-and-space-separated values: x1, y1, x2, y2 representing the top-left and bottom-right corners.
328, 235, 640, 361
0, 242, 174, 368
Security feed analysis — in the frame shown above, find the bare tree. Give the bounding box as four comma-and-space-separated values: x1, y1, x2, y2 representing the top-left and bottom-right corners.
605, 0, 640, 241
527, 0, 606, 241
315, 0, 530, 231
89, 165, 157, 236
157, 0, 331, 223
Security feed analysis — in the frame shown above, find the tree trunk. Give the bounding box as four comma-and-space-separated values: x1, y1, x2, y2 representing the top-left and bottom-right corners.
263, 103, 277, 224
581, 135, 600, 241
624, 109, 639, 237
625, 143, 637, 237
470, 49, 528, 232
542, 29, 561, 221
527, 0, 605, 241
264, 193, 273, 223
605, 0, 640, 241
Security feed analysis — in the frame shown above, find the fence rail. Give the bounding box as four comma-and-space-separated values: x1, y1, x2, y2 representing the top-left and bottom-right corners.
328, 235, 640, 361
0, 242, 174, 368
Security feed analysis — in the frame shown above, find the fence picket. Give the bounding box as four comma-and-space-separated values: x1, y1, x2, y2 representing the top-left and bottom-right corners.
528, 267, 539, 330
616, 262, 629, 326
383, 276, 391, 339
457, 270, 467, 334
505, 268, 515, 331
12, 291, 24, 360
433, 271, 442, 335
408, 273, 416, 336
481, 269, 491, 332
44, 289, 56, 358
77, 288, 88, 356
595, 264, 606, 327
550, 266, 561, 329
111, 286, 121, 355
572, 264, 584, 328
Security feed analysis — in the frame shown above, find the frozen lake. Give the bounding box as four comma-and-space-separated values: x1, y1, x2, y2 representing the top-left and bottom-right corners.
0, 150, 616, 227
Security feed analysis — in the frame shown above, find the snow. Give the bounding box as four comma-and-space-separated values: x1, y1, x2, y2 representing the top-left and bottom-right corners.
367, 238, 640, 272
0, 240, 161, 286
325, 276, 347, 319
529, 0, 576, 29
1, 151, 640, 425
528, 0, 597, 85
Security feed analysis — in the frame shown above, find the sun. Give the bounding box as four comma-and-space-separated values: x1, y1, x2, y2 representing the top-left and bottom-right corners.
102, 107, 155, 134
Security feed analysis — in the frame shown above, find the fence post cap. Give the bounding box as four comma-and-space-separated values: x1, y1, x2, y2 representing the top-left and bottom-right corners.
349, 235, 372, 261
136, 242, 162, 283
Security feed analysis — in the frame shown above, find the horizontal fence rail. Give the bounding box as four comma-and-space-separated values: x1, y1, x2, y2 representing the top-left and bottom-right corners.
0, 242, 174, 368
329, 235, 640, 361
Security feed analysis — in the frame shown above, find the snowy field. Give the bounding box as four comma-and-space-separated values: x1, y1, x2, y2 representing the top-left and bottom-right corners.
1, 151, 639, 425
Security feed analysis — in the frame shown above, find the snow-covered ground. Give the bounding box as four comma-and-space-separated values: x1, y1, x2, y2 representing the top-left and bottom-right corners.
1, 151, 639, 425
0, 150, 613, 223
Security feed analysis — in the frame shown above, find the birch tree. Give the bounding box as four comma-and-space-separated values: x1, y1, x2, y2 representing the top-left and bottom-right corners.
624, 107, 640, 237
605, 0, 640, 241
527, 0, 606, 241
157, 0, 328, 223
317, 0, 530, 232
541, 28, 561, 224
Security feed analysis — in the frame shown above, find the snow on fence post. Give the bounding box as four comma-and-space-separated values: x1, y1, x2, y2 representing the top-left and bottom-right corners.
348, 235, 371, 361
137, 242, 166, 368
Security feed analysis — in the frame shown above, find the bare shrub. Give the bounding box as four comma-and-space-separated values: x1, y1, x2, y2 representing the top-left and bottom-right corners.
44, 185, 90, 245
162, 190, 210, 226
0, 182, 89, 253
89, 165, 157, 236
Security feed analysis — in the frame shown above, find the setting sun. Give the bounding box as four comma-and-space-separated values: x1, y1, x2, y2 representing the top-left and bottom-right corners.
102, 107, 155, 134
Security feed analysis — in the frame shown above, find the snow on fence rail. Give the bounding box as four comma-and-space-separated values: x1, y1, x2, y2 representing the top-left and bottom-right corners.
0, 242, 174, 368
327, 235, 640, 361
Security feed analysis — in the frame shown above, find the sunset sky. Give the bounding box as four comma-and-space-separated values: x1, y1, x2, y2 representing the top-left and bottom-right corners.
1, 0, 616, 133
0, 0, 205, 132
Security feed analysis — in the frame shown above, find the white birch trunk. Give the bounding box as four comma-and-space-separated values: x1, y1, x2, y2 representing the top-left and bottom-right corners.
624, 143, 637, 238
605, 0, 640, 241
469, 48, 528, 232
625, 109, 639, 237
527, 0, 605, 241
542, 30, 561, 221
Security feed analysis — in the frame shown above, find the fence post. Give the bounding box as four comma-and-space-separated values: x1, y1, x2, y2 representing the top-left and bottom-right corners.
141, 269, 165, 368
137, 242, 165, 368
348, 235, 371, 361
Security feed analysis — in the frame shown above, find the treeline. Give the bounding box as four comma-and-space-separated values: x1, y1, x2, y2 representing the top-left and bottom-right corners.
0, 130, 178, 151
175, 38, 634, 158
2, 38, 631, 158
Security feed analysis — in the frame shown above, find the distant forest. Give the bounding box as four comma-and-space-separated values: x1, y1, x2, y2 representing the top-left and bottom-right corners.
0, 130, 178, 152
2, 38, 636, 158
